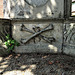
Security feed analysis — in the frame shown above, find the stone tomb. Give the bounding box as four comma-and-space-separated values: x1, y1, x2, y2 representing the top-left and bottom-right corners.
12, 22, 63, 53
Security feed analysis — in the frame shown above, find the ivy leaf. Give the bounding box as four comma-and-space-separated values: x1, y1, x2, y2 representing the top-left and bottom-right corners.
5, 34, 20, 52
15, 42, 20, 46
4, 42, 7, 45
4, 41, 9, 46
6, 34, 10, 39
10, 45, 14, 49
7, 40, 11, 44
11, 40, 15, 44
8, 45, 14, 50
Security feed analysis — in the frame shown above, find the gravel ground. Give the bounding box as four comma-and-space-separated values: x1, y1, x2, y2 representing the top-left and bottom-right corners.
0, 53, 75, 75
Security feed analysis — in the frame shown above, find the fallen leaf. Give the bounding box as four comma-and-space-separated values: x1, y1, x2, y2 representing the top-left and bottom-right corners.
49, 61, 53, 65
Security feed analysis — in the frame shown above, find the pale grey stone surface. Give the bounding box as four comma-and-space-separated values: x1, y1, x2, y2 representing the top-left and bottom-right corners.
63, 23, 75, 56
12, 22, 63, 53
3, 0, 10, 19
15, 43, 60, 53
10, 0, 64, 19
25, 0, 48, 7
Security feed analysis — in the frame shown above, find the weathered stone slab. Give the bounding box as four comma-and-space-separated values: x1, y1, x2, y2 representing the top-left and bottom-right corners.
63, 23, 75, 56
15, 43, 60, 53
10, 0, 64, 19
12, 22, 63, 53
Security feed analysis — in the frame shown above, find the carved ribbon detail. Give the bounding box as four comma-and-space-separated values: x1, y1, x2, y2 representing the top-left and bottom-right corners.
20, 24, 55, 44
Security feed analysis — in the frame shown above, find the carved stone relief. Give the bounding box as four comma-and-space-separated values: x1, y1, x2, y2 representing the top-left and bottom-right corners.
3, 0, 10, 18
12, 22, 63, 53
63, 23, 75, 55
20, 24, 55, 44
0, 22, 10, 43
64, 23, 75, 45
10, 0, 64, 19
0, 21, 10, 56
25, 0, 48, 7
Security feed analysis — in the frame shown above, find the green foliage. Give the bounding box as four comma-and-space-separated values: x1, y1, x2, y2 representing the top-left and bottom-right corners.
4, 34, 20, 52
